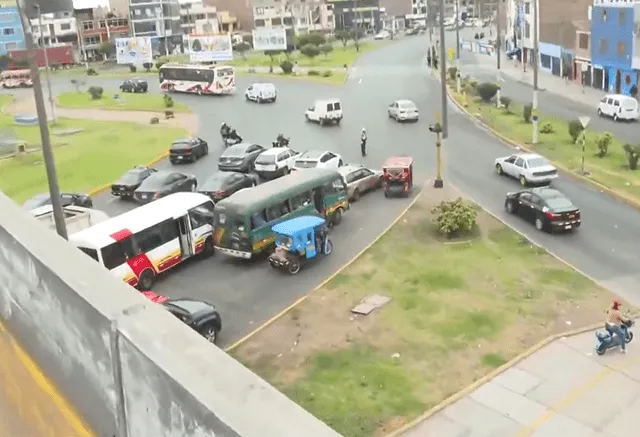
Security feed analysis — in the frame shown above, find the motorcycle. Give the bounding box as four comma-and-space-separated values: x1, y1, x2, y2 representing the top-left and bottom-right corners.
222, 130, 243, 147
595, 319, 634, 355
272, 136, 290, 148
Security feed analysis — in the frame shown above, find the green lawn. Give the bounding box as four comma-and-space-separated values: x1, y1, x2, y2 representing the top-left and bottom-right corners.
0, 96, 186, 202
56, 90, 190, 113
449, 83, 640, 202
232, 191, 619, 437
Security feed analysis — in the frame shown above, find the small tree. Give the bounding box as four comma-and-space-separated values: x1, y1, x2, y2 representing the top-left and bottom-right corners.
142, 62, 153, 72
431, 198, 478, 238
523, 103, 533, 123
88, 86, 104, 100
623, 144, 640, 170
319, 43, 333, 58
155, 60, 167, 70
597, 132, 613, 158
264, 50, 282, 72
233, 42, 251, 59
97, 42, 114, 59
335, 30, 351, 48
500, 96, 512, 112
298, 32, 326, 47
300, 44, 321, 61
568, 119, 584, 144
280, 59, 294, 74
129, 64, 137, 73
476, 82, 498, 102
163, 94, 174, 108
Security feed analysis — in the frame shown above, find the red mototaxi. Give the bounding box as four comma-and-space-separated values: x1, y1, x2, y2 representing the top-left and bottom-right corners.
382, 156, 414, 197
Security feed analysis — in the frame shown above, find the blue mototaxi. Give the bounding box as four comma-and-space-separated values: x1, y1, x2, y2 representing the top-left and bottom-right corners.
268, 215, 333, 275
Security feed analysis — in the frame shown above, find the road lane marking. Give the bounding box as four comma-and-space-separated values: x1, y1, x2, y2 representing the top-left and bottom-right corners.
358, 78, 362, 84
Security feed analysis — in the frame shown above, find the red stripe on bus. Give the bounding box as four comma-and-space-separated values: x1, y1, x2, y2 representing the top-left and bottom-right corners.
157, 253, 182, 272
111, 229, 132, 241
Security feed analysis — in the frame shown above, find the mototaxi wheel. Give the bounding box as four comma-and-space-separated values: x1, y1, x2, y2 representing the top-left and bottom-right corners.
626, 331, 634, 343
324, 239, 333, 255
332, 208, 342, 226
288, 259, 301, 275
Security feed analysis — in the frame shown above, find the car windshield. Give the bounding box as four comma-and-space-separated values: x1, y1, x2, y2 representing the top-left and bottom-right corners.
201, 173, 229, 190
295, 160, 318, 168
23, 194, 50, 209
255, 154, 276, 164
527, 158, 549, 168
546, 197, 574, 209
222, 146, 247, 158
119, 171, 142, 184
139, 175, 167, 190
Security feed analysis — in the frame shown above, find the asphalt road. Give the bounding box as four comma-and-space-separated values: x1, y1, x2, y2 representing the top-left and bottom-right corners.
46, 37, 435, 346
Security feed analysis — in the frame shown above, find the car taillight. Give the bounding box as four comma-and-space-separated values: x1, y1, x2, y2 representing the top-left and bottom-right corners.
153, 192, 161, 199
544, 211, 560, 220
185, 148, 192, 153
215, 190, 225, 196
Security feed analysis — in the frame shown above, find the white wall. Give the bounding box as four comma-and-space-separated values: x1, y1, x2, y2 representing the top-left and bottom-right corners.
30, 16, 78, 38
521, 0, 539, 50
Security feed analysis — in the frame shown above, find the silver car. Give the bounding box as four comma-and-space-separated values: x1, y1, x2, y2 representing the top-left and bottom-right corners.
388, 99, 419, 122
338, 165, 383, 201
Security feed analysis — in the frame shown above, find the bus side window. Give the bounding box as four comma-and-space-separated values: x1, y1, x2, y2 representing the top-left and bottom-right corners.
266, 205, 282, 221
101, 237, 135, 270
292, 191, 312, 210
136, 219, 179, 253
251, 210, 268, 229
280, 200, 291, 216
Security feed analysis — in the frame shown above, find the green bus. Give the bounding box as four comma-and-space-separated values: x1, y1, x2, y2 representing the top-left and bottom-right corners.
213, 168, 349, 259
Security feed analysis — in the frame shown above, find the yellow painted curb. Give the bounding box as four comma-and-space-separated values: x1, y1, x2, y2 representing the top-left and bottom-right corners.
224, 181, 429, 352
87, 151, 169, 196
445, 86, 640, 211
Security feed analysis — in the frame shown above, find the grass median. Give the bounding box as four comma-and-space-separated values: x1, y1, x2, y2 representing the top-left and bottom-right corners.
448, 81, 640, 202
57, 90, 190, 113
231, 188, 622, 437
0, 96, 186, 202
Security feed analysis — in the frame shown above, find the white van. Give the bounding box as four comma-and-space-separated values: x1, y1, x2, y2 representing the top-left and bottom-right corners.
245, 83, 277, 103
597, 94, 638, 121
305, 99, 343, 125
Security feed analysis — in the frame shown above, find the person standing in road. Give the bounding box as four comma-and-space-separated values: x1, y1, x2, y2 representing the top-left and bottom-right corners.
360, 128, 367, 157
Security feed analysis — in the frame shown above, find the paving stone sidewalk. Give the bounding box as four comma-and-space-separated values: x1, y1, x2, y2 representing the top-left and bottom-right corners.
400, 329, 640, 437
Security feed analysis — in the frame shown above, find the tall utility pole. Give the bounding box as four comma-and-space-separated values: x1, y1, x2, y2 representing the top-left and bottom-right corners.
532, 0, 539, 144
495, 0, 502, 107
438, 0, 448, 139
16, 0, 67, 240
455, 0, 461, 92
34, 4, 55, 122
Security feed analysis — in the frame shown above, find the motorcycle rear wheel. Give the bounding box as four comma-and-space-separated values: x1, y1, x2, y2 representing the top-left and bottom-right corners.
627, 331, 634, 343
596, 345, 607, 355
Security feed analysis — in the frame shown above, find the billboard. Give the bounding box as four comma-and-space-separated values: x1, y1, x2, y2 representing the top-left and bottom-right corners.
115, 37, 153, 65
252, 28, 287, 51
188, 34, 233, 62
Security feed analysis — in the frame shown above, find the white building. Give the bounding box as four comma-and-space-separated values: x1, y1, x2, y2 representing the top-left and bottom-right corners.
128, 0, 182, 53
179, 0, 219, 34
251, 0, 334, 33
30, 11, 78, 46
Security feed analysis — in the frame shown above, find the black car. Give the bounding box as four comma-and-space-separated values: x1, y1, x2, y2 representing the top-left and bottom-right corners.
133, 170, 198, 203
23, 192, 93, 210
111, 165, 158, 198
197, 171, 256, 202
169, 137, 209, 164
120, 78, 148, 93
218, 143, 266, 173
162, 298, 222, 344
505, 187, 581, 233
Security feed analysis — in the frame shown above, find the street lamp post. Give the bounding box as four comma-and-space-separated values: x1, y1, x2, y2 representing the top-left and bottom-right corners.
34, 3, 55, 122
16, 0, 67, 239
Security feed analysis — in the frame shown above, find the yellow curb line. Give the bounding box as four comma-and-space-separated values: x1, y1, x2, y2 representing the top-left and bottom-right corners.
87, 151, 170, 196
224, 180, 429, 352
445, 86, 640, 211
0, 319, 96, 437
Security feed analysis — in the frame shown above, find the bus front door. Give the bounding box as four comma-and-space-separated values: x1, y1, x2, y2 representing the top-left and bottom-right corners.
177, 216, 194, 258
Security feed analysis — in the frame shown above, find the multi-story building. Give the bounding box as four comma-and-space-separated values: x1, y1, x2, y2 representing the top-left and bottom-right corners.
204, 0, 251, 31
590, 0, 636, 95
217, 10, 238, 32
76, 7, 129, 61
23, 0, 74, 18
0, 4, 26, 54
252, 0, 334, 33
128, 0, 182, 54
329, 0, 381, 31
30, 11, 78, 46
179, 0, 219, 35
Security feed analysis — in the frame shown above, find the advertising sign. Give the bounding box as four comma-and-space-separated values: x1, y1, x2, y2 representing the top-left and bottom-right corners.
252, 28, 287, 51
115, 37, 152, 65
188, 34, 233, 62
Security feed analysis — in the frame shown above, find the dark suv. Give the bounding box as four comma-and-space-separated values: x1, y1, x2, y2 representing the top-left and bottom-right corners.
120, 78, 148, 93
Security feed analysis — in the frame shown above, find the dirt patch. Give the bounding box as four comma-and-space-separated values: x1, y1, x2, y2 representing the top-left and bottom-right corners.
232, 187, 627, 437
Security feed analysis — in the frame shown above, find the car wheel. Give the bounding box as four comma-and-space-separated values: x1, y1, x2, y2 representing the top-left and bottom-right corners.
597, 108, 602, 116
203, 144, 209, 155
505, 200, 514, 213
305, 113, 310, 121
338, 159, 344, 166
535, 217, 544, 231
332, 208, 343, 226
353, 189, 361, 201
245, 94, 250, 101
137, 269, 155, 291
519, 175, 527, 186
388, 110, 392, 118
202, 324, 219, 344
614, 113, 619, 121
170, 159, 177, 164
495, 164, 503, 175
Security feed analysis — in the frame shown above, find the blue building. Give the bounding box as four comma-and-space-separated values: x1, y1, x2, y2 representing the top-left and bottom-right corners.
0, 5, 26, 55
590, 1, 636, 95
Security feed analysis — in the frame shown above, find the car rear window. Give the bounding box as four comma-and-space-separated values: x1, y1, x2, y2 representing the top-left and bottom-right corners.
295, 160, 318, 168
399, 102, 415, 109
546, 197, 574, 209
527, 158, 549, 168
255, 154, 276, 164
622, 100, 637, 109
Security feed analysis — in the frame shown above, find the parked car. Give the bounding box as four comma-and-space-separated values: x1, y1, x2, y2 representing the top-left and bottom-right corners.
388, 99, 419, 122
197, 171, 256, 202
169, 137, 209, 164
338, 165, 383, 201
597, 94, 639, 121
305, 99, 343, 125
119, 78, 148, 93
254, 147, 300, 179
245, 83, 277, 103
218, 143, 266, 173
374, 31, 391, 40
495, 153, 558, 186
504, 187, 581, 233
111, 165, 158, 198
23, 192, 93, 210
293, 150, 344, 170
133, 170, 197, 203
162, 298, 222, 344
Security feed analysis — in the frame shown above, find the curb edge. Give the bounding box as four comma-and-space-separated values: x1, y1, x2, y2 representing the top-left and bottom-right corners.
87, 151, 169, 196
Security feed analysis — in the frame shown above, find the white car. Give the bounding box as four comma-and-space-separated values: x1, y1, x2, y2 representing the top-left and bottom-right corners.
374, 31, 390, 40
293, 150, 344, 170
388, 99, 419, 122
495, 153, 558, 186
245, 83, 276, 103
253, 147, 300, 179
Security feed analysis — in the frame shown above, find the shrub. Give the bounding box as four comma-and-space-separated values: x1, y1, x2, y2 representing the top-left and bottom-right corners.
447, 66, 458, 81
308, 69, 320, 76
465, 79, 479, 95
499, 96, 512, 111
540, 122, 554, 134
322, 70, 332, 77
319, 43, 333, 57
49, 63, 61, 71
155, 60, 166, 70
474, 33, 480, 39
163, 94, 174, 108
280, 60, 294, 74
233, 42, 251, 59
129, 65, 137, 73
297, 32, 326, 47
88, 86, 103, 100
300, 44, 321, 60
597, 132, 613, 158
431, 198, 478, 239
623, 144, 640, 170
86, 67, 98, 76
142, 62, 153, 72
568, 119, 584, 144
150, 117, 160, 125
476, 82, 498, 102
523, 103, 532, 123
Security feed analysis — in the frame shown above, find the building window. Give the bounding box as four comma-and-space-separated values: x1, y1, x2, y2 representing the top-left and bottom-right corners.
618, 41, 626, 55
85, 36, 100, 45
602, 8, 607, 22
599, 38, 608, 53
255, 7, 264, 15
5, 42, 17, 51
524, 2, 530, 14
578, 33, 589, 49
619, 9, 626, 25
60, 23, 71, 31
254, 19, 265, 27
272, 17, 282, 25
2, 27, 14, 36
524, 22, 530, 39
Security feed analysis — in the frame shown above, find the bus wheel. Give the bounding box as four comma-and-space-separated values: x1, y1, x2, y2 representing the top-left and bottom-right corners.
197, 87, 203, 95
138, 270, 155, 290
332, 208, 343, 226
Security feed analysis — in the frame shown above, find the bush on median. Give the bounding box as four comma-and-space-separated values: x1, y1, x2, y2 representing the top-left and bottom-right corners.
499, 96, 512, 112
568, 119, 584, 144
476, 82, 498, 103
280, 60, 294, 74
523, 103, 532, 123
448, 66, 458, 81
88, 86, 103, 100
540, 122, 554, 134
308, 70, 320, 76
623, 144, 640, 170
431, 198, 478, 239
597, 132, 613, 158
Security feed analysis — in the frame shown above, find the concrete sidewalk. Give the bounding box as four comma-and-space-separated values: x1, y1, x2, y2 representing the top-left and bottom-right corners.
401, 329, 640, 437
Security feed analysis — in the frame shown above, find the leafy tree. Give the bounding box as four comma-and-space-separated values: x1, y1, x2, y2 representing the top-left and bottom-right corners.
597, 132, 612, 158
624, 144, 640, 170
97, 42, 114, 57
300, 44, 321, 61
567, 119, 584, 144
476, 82, 498, 102
142, 62, 153, 72
523, 103, 532, 123
297, 32, 325, 47
88, 86, 104, 100
447, 66, 457, 81
264, 50, 282, 72
335, 30, 351, 48
233, 42, 251, 59
280, 59, 294, 74
500, 96, 512, 112
129, 64, 137, 73
319, 43, 333, 57
163, 94, 174, 108
431, 198, 478, 238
